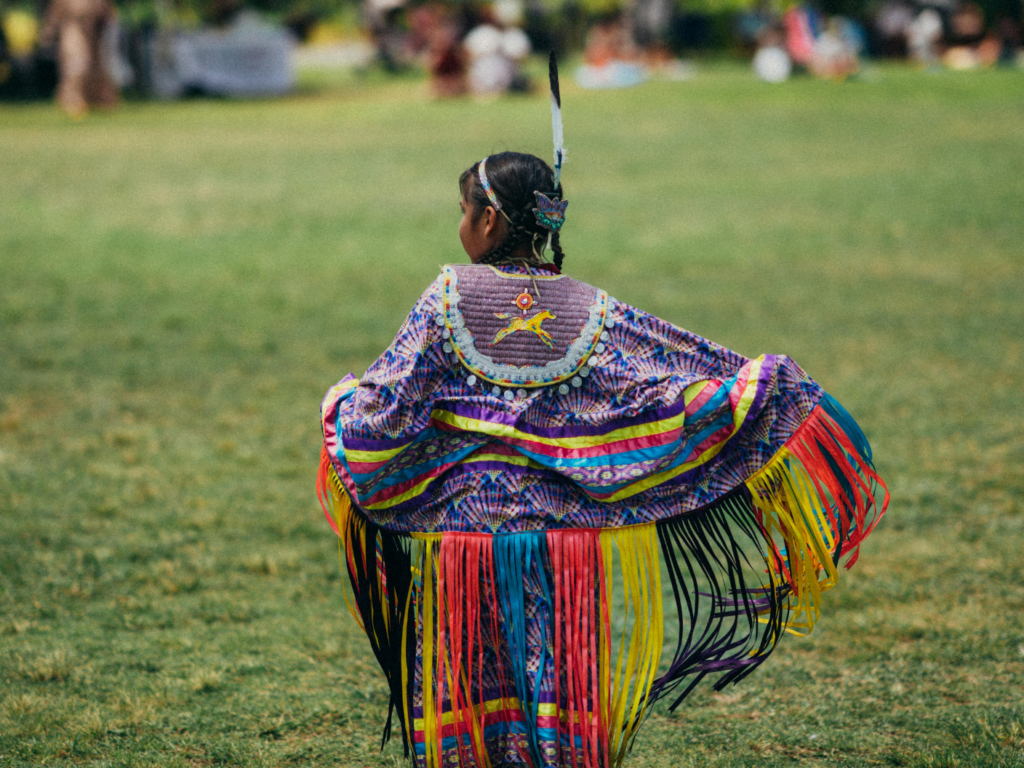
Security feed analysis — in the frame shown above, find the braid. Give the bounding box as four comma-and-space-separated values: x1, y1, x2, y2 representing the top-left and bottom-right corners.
547, 181, 565, 270
479, 209, 531, 265
551, 232, 565, 271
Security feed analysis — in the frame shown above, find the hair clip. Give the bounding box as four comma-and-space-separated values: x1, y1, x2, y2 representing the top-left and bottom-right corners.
532, 191, 568, 232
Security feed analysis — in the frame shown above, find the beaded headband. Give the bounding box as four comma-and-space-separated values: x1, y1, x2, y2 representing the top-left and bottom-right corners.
477, 157, 502, 211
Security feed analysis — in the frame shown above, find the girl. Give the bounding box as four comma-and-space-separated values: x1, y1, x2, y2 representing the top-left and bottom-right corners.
318, 150, 887, 767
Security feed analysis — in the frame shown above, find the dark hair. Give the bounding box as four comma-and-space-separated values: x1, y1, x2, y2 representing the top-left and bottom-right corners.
459, 151, 566, 270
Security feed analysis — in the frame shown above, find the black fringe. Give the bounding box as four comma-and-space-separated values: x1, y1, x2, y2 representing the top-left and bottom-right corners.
651, 488, 794, 711
339, 519, 417, 754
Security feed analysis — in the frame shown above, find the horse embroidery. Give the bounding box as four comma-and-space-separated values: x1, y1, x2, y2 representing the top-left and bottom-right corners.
492, 310, 556, 348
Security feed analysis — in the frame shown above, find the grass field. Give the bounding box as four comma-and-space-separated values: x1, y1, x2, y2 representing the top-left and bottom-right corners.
2, 64, 1024, 767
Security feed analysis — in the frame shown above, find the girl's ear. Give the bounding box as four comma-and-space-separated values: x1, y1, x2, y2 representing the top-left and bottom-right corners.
482, 206, 499, 238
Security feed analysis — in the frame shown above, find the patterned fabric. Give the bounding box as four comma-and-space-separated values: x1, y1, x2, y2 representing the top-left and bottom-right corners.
320, 264, 820, 531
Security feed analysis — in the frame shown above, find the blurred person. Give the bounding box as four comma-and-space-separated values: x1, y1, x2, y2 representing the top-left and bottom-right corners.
102, 15, 132, 90
1, 10, 39, 98
506, 30, 532, 90
906, 7, 944, 66
806, 17, 860, 78
424, 4, 466, 97
575, 13, 646, 88
976, 30, 1003, 65
629, 0, 691, 77
753, 22, 792, 82
942, 1, 995, 68
40, 0, 118, 116
783, 6, 858, 79
464, 23, 512, 95
640, 41, 695, 79
493, 0, 533, 90
152, 10, 293, 99
949, 1, 986, 44
874, 0, 915, 57
995, 15, 1022, 64
405, 4, 437, 59
783, 4, 818, 67
365, 0, 409, 72
582, 13, 635, 66
463, 3, 532, 97
632, 0, 672, 49
318, 54, 888, 768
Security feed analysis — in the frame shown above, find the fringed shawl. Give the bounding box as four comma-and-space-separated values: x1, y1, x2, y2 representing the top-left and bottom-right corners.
318, 264, 888, 767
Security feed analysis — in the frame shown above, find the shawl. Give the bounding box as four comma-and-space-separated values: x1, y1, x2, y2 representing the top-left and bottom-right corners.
318, 263, 887, 767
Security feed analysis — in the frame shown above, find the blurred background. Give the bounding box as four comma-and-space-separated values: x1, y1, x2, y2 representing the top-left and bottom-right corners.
1, 0, 1023, 109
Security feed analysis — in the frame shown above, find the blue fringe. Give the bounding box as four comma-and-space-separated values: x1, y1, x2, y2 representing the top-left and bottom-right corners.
820, 392, 873, 463
494, 532, 551, 768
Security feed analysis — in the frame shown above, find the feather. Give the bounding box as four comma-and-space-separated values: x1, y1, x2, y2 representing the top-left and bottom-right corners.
548, 51, 565, 189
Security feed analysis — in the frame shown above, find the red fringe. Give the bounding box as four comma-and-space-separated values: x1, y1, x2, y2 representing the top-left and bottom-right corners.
547, 529, 610, 768
434, 532, 513, 767
784, 405, 889, 571
318, 446, 366, 611
317, 445, 341, 537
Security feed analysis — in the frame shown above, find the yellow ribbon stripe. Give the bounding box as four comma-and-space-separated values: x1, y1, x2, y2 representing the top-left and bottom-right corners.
358, 449, 544, 511
731, 356, 764, 432
429, 407, 688, 451
343, 442, 413, 465
412, 696, 524, 730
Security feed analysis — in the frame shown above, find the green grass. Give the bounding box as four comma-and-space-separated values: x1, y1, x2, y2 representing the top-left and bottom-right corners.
1, 63, 1023, 767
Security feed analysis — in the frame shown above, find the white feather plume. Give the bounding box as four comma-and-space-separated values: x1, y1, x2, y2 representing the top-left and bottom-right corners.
548, 52, 565, 189
551, 91, 564, 185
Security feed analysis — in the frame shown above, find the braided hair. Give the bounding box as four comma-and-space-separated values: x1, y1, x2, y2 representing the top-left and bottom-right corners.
459, 152, 566, 270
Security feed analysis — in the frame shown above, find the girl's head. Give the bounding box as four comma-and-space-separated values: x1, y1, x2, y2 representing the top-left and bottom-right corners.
458, 151, 566, 269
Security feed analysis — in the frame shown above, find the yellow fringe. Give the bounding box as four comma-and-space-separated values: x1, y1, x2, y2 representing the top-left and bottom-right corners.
324, 476, 364, 631
398, 555, 417, 752
411, 533, 441, 768
600, 524, 664, 763
745, 450, 840, 637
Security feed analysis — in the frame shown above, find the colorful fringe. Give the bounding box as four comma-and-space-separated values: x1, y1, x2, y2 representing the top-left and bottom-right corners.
317, 395, 887, 766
